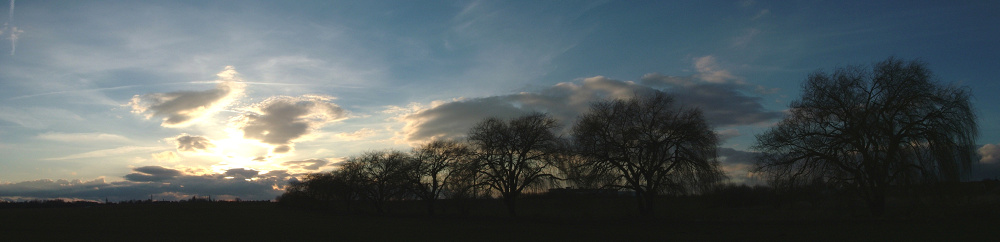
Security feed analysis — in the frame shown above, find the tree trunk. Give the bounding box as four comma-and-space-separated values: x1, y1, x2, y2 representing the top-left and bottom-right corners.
503, 195, 518, 217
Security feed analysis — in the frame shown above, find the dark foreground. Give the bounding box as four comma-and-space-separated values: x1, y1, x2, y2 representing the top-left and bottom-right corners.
1, 201, 997, 241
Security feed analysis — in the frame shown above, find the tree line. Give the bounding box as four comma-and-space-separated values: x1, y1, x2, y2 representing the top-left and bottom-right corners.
281, 91, 725, 217
281, 57, 980, 217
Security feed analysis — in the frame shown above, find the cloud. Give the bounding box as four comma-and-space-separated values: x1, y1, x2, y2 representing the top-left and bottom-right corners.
716, 129, 741, 142
393, 57, 782, 144
46, 146, 168, 161
36, 132, 130, 143
334, 128, 377, 141
124, 166, 183, 182
282, 159, 330, 171
0, 107, 85, 129
233, 95, 348, 153
151, 151, 180, 163
174, 134, 215, 152
979, 144, 1000, 164
692, 56, 742, 84
128, 66, 245, 127
223, 168, 260, 179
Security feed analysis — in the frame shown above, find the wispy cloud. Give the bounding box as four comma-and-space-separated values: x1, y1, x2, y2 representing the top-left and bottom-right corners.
46, 146, 169, 161
36, 132, 130, 143
3, 0, 18, 55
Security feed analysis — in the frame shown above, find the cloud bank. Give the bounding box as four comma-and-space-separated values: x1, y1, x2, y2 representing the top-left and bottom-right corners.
393, 56, 782, 144
0, 166, 296, 202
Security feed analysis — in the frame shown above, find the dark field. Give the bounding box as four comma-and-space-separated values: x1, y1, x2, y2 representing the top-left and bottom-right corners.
1, 198, 997, 241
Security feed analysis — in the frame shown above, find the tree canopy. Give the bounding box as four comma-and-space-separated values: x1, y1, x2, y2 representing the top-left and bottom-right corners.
573, 91, 725, 216
753, 57, 978, 216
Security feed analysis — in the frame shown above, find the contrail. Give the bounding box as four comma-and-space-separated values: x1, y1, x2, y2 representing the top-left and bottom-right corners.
8, 26, 19, 55
6, 0, 16, 55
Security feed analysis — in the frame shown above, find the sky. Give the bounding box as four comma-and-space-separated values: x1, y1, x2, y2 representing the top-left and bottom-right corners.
1, 0, 998, 202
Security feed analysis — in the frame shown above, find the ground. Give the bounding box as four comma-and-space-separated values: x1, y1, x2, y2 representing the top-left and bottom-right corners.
0, 201, 996, 241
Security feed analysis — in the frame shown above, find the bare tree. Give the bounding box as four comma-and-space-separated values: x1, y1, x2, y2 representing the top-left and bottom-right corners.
573, 91, 725, 217
406, 139, 471, 216
468, 113, 561, 217
753, 57, 978, 216
346, 150, 413, 214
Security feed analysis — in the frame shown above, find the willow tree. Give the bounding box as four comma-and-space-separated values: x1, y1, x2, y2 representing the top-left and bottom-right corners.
468, 113, 560, 217
573, 91, 725, 217
753, 57, 978, 216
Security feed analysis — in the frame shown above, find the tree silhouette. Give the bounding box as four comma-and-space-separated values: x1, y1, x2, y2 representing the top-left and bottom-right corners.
468, 113, 561, 217
346, 150, 413, 214
406, 140, 471, 216
753, 57, 978, 216
573, 91, 725, 217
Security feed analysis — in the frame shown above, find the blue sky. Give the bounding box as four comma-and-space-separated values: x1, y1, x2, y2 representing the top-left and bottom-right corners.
1, 0, 998, 201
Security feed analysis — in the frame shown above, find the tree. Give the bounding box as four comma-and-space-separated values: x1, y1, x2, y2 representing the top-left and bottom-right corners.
468, 113, 561, 217
573, 91, 725, 217
752, 57, 978, 216
406, 139, 471, 216
347, 150, 413, 214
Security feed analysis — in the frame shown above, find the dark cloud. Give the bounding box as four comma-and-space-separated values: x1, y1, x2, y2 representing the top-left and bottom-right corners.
223, 168, 260, 179
128, 67, 244, 127
282, 159, 330, 171
124, 166, 182, 182
641, 74, 782, 126
0, 168, 297, 202
396, 70, 782, 143
717, 147, 762, 185
175, 135, 215, 152
235, 95, 348, 153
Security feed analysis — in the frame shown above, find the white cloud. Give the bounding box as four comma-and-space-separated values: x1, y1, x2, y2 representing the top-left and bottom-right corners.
334, 128, 377, 141
0, 107, 85, 129
694, 56, 742, 84
128, 66, 245, 127
45, 146, 169, 161
282, 159, 331, 171
233, 95, 349, 153
36, 132, 130, 143
152, 151, 180, 163
980, 144, 1000, 164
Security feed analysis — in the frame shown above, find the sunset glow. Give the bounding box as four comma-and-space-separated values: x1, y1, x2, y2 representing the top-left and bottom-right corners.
1, 0, 998, 202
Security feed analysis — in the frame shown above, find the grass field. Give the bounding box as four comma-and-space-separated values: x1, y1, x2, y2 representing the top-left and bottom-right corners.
1, 199, 997, 241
